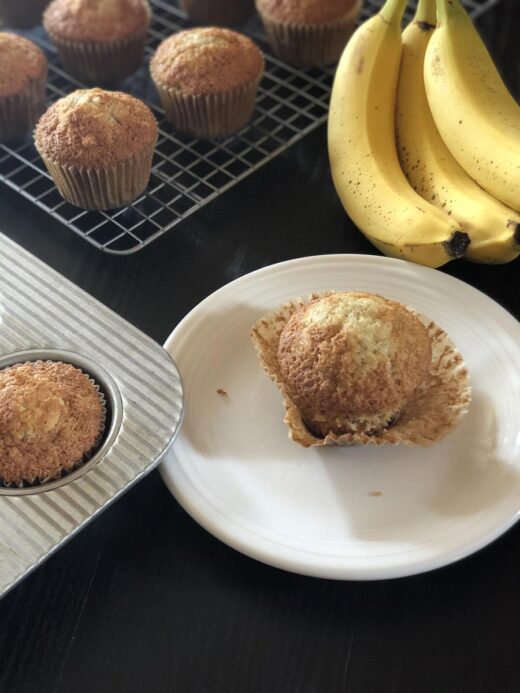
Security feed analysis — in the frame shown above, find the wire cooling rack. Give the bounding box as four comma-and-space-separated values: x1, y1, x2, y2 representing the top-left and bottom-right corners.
0, 0, 502, 254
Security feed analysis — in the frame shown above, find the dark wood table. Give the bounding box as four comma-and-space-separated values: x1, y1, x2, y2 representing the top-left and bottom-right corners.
1, 3, 519, 691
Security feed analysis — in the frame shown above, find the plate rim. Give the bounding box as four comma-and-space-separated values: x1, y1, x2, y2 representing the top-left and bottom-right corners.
161, 253, 520, 580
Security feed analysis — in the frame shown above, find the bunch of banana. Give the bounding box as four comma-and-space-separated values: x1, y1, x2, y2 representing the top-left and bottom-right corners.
328, 0, 520, 267
397, 0, 520, 263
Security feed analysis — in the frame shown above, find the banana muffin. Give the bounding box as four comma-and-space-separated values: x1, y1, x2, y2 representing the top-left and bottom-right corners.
0, 33, 47, 142
43, 0, 150, 84
179, 0, 255, 26
0, 361, 104, 486
251, 291, 471, 447
34, 88, 158, 209
276, 292, 432, 437
0, 0, 50, 28
255, 0, 362, 66
150, 27, 264, 138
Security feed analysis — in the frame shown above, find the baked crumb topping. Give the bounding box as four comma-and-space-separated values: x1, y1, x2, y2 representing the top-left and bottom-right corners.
43, 0, 150, 43
34, 88, 158, 168
150, 27, 264, 95
0, 361, 104, 484
0, 33, 47, 98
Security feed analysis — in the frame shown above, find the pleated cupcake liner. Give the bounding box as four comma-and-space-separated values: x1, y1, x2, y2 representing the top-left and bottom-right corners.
155, 78, 261, 139
0, 362, 107, 489
179, 0, 255, 26
257, 0, 362, 67
37, 144, 155, 211
250, 292, 471, 449
0, 73, 47, 143
46, 29, 148, 85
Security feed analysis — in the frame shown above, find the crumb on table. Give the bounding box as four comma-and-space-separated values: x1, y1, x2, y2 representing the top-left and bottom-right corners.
217, 388, 228, 396
367, 491, 383, 497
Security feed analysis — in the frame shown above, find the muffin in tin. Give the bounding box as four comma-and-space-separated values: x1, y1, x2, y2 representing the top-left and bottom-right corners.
0, 0, 50, 28
255, 0, 362, 67
150, 27, 264, 138
0, 32, 48, 142
179, 0, 255, 26
34, 87, 158, 210
43, 0, 150, 84
0, 361, 105, 486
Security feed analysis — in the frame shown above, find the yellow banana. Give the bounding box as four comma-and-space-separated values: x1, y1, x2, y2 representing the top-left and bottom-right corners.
328, 0, 468, 268
396, 0, 520, 264
424, 0, 520, 212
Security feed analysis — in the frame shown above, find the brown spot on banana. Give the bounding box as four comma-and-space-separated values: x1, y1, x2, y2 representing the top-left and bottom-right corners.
443, 231, 470, 258
416, 21, 436, 32
508, 221, 520, 246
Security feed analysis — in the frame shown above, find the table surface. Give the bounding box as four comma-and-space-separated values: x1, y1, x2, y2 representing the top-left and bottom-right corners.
1, 3, 520, 692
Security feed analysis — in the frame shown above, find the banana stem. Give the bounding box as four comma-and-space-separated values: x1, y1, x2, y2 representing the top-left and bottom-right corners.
436, 0, 464, 23
414, 0, 436, 25
380, 0, 408, 27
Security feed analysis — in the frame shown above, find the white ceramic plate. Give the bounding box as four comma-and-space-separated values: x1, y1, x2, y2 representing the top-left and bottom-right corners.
161, 255, 520, 580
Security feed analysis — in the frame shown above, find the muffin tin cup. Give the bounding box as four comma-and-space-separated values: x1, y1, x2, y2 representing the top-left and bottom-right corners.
257, 0, 362, 67
0, 74, 47, 143
179, 0, 255, 26
156, 79, 261, 139
47, 29, 149, 85
0, 363, 106, 489
37, 144, 156, 210
0, 350, 122, 496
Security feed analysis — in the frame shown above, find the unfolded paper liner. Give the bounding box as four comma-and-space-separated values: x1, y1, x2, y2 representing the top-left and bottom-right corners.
37, 144, 155, 210
0, 74, 47, 143
257, 0, 362, 67
0, 362, 107, 489
155, 78, 261, 139
179, 0, 255, 26
250, 292, 472, 448
46, 29, 148, 85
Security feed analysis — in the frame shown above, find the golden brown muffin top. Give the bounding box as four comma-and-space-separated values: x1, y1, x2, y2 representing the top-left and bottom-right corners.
34, 88, 158, 168
277, 292, 432, 437
0, 361, 104, 484
150, 27, 264, 95
43, 0, 150, 43
0, 33, 47, 99
256, 0, 357, 24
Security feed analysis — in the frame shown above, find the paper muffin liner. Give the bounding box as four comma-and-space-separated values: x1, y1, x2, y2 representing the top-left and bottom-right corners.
36, 143, 155, 210
0, 0, 49, 28
155, 77, 261, 139
0, 361, 107, 489
257, 0, 361, 67
0, 73, 47, 143
179, 0, 255, 26
47, 29, 148, 85
250, 292, 471, 449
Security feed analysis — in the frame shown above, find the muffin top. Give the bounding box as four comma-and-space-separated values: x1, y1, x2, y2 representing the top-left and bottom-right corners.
0, 361, 104, 484
150, 27, 264, 95
277, 292, 432, 437
34, 88, 158, 168
43, 0, 150, 43
256, 0, 358, 24
0, 33, 47, 98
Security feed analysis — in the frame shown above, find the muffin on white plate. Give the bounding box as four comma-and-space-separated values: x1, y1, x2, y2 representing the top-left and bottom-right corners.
251, 291, 471, 447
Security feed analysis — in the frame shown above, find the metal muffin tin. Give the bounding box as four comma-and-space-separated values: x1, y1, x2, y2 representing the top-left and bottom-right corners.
0, 233, 184, 597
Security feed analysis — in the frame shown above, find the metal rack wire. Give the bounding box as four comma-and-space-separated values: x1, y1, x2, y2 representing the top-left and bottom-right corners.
0, 0, 502, 254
